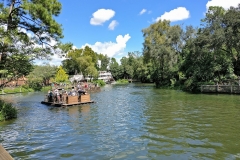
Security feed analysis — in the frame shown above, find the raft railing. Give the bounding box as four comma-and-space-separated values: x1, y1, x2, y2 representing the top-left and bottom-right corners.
0, 145, 13, 160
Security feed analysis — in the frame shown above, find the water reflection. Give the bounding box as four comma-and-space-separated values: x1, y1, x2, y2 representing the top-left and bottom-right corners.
0, 85, 240, 159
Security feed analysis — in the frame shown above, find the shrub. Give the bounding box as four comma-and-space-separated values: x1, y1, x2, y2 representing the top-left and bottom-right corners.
28, 80, 42, 91
93, 80, 106, 87
0, 100, 17, 121
41, 86, 52, 92
116, 79, 129, 84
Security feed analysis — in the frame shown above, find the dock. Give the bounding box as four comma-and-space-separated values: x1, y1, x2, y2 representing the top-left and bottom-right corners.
0, 145, 13, 160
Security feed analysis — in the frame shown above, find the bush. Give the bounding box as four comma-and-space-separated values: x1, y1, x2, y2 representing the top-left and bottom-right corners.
28, 80, 42, 91
41, 86, 52, 92
93, 80, 106, 87
0, 100, 17, 121
116, 79, 129, 84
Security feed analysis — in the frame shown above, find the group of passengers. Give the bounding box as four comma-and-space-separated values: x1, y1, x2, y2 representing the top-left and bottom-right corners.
47, 86, 86, 103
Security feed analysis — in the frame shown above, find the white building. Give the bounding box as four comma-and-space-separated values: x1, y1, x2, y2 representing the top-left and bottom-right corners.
69, 71, 114, 83
98, 71, 114, 83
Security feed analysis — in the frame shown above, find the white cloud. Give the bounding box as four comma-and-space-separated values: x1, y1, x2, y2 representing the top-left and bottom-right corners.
90, 9, 115, 25
156, 7, 190, 22
206, 0, 240, 10
108, 20, 118, 30
72, 46, 77, 50
139, 9, 147, 15
82, 34, 131, 57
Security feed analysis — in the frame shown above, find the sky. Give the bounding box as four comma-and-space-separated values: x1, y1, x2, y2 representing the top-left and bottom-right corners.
42, 0, 240, 65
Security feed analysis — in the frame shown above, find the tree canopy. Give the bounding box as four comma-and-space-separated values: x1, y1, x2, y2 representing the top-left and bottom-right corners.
0, 0, 64, 85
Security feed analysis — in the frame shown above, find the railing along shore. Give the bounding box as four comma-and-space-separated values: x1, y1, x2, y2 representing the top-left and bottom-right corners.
201, 85, 240, 94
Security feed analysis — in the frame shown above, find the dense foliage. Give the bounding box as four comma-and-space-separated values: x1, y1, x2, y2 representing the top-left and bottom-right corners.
55, 66, 69, 83
0, 99, 17, 121
0, 0, 65, 87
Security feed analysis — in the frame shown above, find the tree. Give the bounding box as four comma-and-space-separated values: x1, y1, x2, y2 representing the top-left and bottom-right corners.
86, 65, 98, 81
62, 58, 79, 75
0, 0, 64, 86
0, 0, 63, 59
82, 46, 98, 66
63, 46, 99, 76
142, 20, 182, 87
109, 58, 121, 80
27, 65, 57, 85
223, 4, 240, 75
97, 53, 110, 71
55, 66, 68, 83
0, 54, 33, 87
76, 56, 94, 77
179, 7, 237, 91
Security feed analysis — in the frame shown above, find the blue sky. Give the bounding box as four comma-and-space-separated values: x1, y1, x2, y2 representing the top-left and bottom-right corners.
45, 0, 240, 65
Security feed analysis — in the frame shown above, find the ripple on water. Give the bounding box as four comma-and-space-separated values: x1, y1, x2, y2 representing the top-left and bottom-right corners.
0, 86, 240, 159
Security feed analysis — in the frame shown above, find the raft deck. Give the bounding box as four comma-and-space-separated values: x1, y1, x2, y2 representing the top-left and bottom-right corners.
41, 101, 94, 107
0, 145, 13, 160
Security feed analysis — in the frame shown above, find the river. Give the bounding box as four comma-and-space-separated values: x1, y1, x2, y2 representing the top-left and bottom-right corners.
0, 83, 240, 159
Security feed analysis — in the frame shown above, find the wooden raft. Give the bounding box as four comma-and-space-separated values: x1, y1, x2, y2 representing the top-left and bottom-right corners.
62, 94, 92, 106
0, 145, 13, 160
41, 94, 94, 107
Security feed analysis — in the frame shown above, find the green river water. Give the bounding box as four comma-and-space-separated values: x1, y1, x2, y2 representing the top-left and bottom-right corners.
0, 83, 240, 160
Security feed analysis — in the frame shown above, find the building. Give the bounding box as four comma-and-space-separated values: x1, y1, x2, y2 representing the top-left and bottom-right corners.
69, 71, 115, 83
98, 71, 114, 83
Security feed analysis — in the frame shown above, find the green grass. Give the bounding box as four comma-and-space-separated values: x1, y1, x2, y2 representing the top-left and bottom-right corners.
3, 86, 34, 94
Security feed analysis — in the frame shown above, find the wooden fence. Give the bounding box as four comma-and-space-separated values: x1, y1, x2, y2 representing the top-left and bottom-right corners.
201, 85, 240, 94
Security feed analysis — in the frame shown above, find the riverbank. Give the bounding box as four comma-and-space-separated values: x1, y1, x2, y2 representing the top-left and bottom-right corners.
0, 87, 34, 95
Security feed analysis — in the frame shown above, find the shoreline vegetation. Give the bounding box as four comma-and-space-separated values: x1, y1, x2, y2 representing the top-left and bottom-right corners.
0, 99, 17, 122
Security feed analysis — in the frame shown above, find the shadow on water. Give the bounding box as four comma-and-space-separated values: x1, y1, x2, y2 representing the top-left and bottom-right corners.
0, 84, 240, 159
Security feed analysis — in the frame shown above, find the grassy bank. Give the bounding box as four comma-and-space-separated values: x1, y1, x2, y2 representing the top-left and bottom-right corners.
1, 86, 34, 94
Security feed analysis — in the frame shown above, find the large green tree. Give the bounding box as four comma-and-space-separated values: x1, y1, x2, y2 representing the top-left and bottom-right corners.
27, 64, 57, 86
0, 0, 63, 58
63, 46, 98, 77
0, 0, 64, 86
179, 6, 238, 91
97, 53, 110, 71
142, 20, 182, 87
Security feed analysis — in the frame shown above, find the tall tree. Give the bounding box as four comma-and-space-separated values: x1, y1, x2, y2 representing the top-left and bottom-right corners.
0, 0, 64, 85
0, 0, 63, 59
28, 65, 58, 85
55, 66, 68, 83
223, 4, 240, 75
97, 53, 110, 71
142, 20, 182, 87
109, 58, 122, 80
